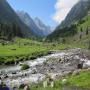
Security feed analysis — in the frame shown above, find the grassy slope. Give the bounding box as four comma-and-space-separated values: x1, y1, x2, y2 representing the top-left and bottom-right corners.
67, 70, 90, 87
21, 70, 90, 90
70, 15, 90, 47
47, 15, 90, 47
0, 38, 50, 63
78, 15, 90, 30
0, 16, 90, 63
0, 37, 89, 63
0, 38, 70, 63
53, 15, 90, 48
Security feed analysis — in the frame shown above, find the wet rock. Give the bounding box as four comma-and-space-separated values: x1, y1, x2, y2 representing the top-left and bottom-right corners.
83, 60, 90, 69
77, 63, 83, 69
12, 72, 17, 74
72, 70, 80, 76
32, 69, 37, 74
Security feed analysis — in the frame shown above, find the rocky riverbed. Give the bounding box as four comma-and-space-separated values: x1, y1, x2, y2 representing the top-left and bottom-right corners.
0, 48, 90, 88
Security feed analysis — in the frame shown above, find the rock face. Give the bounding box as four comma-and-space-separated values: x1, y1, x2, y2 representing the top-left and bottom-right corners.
0, 0, 35, 38
17, 11, 52, 37
17, 11, 44, 37
34, 17, 52, 36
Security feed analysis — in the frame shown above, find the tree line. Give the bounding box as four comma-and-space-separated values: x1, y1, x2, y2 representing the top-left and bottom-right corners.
0, 22, 23, 40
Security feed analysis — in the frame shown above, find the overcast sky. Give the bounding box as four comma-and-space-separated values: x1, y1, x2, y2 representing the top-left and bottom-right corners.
7, 0, 79, 27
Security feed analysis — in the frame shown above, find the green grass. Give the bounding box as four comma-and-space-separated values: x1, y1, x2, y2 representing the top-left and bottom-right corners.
0, 44, 47, 56
0, 44, 49, 63
46, 15, 90, 49
0, 37, 89, 64
78, 15, 90, 31
0, 38, 68, 63
0, 38, 51, 63
66, 70, 90, 88
24, 70, 90, 90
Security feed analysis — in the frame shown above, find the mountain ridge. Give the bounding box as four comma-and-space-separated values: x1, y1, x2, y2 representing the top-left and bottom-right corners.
0, 0, 36, 40
46, 0, 90, 43
17, 11, 52, 37
58, 0, 90, 28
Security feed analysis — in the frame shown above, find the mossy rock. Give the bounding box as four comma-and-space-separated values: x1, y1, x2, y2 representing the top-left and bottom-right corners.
21, 64, 30, 70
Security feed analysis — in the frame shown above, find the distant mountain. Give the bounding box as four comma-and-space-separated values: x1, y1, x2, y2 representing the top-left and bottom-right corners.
34, 17, 52, 36
47, 0, 90, 42
0, 0, 35, 40
58, 0, 90, 28
17, 11, 44, 37
17, 11, 52, 37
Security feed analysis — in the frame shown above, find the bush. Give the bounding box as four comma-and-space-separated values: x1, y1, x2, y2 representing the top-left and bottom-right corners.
21, 64, 30, 70
19, 84, 25, 89
88, 42, 90, 50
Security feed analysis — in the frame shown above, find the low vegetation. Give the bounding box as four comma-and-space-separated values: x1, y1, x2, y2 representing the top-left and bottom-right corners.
0, 37, 89, 65
0, 38, 50, 65
23, 70, 90, 90
46, 24, 77, 42
21, 64, 30, 70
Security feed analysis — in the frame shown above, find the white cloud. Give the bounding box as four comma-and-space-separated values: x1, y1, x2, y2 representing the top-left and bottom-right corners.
52, 0, 79, 23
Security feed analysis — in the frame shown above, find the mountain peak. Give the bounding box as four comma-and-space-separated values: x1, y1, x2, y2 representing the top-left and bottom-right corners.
17, 11, 52, 37
34, 17, 52, 36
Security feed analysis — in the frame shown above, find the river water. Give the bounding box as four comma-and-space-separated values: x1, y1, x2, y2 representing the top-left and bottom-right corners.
0, 48, 90, 88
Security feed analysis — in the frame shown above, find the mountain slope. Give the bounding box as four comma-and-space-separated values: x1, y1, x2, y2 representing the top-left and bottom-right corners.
47, 14, 90, 45
58, 0, 90, 29
0, 0, 35, 40
34, 17, 52, 36
47, 0, 90, 43
17, 11, 52, 37
17, 11, 44, 37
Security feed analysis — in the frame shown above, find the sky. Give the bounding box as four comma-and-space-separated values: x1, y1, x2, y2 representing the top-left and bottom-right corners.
7, 0, 79, 28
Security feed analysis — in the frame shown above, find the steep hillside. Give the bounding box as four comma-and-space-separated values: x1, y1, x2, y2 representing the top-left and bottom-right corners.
47, 14, 90, 48
34, 17, 52, 36
0, 0, 35, 40
17, 11, 44, 37
57, 0, 90, 29
47, 0, 90, 44
46, 24, 77, 41
17, 11, 52, 37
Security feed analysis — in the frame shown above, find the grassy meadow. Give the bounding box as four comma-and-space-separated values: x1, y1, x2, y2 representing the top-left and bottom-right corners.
19, 70, 90, 90
0, 37, 89, 64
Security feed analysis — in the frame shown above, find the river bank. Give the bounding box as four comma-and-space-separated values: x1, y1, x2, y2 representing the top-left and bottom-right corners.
0, 48, 90, 89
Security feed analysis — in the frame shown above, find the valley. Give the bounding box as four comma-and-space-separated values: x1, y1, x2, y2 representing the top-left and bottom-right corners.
0, 0, 90, 90
0, 48, 90, 90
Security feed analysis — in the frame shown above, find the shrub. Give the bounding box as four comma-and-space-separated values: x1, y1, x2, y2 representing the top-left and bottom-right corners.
21, 64, 30, 70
